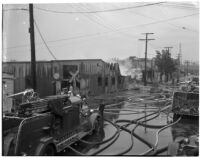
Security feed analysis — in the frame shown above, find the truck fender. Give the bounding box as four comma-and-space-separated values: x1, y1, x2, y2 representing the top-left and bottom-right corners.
3, 133, 15, 155
89, 113, 101, 129
35, 137, 56, 156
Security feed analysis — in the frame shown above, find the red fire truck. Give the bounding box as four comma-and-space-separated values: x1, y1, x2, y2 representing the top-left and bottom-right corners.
3, 90, 101, 156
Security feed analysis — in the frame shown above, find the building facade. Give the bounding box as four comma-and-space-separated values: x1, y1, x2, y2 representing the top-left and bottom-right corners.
2, 73, 14, 113
3, 59, 124, 97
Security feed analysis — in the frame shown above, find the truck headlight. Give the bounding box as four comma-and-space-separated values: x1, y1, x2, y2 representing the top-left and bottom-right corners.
90, 109, 94, 113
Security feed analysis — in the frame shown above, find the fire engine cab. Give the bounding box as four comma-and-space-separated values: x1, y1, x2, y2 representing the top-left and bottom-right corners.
3, 89, 101, 156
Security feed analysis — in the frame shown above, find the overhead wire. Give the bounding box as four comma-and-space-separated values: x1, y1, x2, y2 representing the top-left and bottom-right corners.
4, 12, 198, 50
158, 2, 199, 10
2, 8, 28, 11
34, 20, 58, 60
154, 4, 199, 33
34, 2, 165, 14
76, 3, 137, 40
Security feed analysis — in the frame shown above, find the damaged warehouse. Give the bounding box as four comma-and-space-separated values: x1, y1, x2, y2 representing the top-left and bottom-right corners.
3, 59, 126, 97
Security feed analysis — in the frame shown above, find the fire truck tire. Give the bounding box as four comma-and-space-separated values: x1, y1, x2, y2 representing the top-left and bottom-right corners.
7, 139, 15, 156
36, 143, 56, 156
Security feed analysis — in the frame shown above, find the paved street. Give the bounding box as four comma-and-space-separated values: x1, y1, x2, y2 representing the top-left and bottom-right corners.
59, 88, 198, 155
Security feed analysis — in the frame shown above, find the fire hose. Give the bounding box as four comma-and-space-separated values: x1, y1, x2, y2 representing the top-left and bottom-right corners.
66, 99, 178, 156
67, 119, 120, 156
92, 106, 164, 155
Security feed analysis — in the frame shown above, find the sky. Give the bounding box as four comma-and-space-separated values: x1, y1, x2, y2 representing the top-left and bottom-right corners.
2, 1, 199, 63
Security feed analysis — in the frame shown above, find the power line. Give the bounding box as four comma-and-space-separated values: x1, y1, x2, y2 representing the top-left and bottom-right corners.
78, 4, 136, 40
130, 6, 199, 33
34, 2, 165, 14
2, 8, 28, 11
34, 20, 57, 60
134, 13, 199, 28
4, 13, 199, 50
159, 2, 199, 10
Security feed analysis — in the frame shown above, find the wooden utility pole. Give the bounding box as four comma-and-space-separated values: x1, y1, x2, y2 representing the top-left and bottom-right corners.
164, 47, 173, 54
29, 4, 37, 90
185, 60, 190, 76
139, 33, 155, 86
177, 45, 182, 82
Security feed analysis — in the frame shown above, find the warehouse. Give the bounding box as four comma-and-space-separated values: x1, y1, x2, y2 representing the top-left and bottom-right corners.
3, 59, 124, 97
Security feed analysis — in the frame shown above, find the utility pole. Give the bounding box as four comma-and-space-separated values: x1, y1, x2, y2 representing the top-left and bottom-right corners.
179, 43, 182, 65
177, 43, 182, 82
164, 47, 173, 54
185, 60, 190, 76
29, 4, 37, 91
139, 33, 155, 86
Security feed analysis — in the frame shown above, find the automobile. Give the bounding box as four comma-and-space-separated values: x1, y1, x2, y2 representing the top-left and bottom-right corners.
3, 90, 102, 156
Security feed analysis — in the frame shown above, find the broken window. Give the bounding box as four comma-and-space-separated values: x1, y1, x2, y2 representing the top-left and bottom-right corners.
105, 77, 108, 86
112, 77, 115, 85
63, 65, 78, 79
98, 76, 102, 86
118, 76, 121, 84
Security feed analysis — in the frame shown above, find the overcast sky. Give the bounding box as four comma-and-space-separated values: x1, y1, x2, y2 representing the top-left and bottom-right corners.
2, 2, 199, 63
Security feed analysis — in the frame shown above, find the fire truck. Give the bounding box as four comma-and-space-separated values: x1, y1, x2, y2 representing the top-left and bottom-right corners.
3, 89, 102, 156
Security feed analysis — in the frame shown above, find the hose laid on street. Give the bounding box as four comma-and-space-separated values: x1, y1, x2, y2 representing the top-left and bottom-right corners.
67, 119, 120, 156
117, 110, 162, 150
104, 111, 143, 115
139, 117, 182, 155
95, 108, 161, 155
150, 146, 168, 155
78, 119, 119, 145
90, 119, 120, 156
66, 100, 173, 156
114, 103, 172, 155
111, 123, 137, 155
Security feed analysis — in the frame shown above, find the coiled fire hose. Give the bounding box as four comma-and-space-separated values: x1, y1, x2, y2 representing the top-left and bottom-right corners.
67, 99, 176, 156
94, 105, 164, 155
139, 117, 182, 155
67, 119, 120, 156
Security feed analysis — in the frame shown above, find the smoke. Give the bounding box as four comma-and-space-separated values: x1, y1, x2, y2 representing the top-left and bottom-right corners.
108, 57, 142, 79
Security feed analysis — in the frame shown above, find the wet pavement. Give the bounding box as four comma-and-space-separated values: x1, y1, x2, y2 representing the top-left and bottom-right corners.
59, 89, 199, 156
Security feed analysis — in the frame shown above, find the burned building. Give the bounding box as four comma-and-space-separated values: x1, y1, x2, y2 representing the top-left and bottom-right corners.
3, 59, 124, 97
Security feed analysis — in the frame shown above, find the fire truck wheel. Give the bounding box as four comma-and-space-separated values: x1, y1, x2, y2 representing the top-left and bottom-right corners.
7, 139, 15, 156
37, 144, 56, 156
43, 144, 56, 156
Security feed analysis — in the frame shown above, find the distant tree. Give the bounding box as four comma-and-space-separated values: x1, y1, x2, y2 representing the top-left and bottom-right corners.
155, 50, 177, 82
